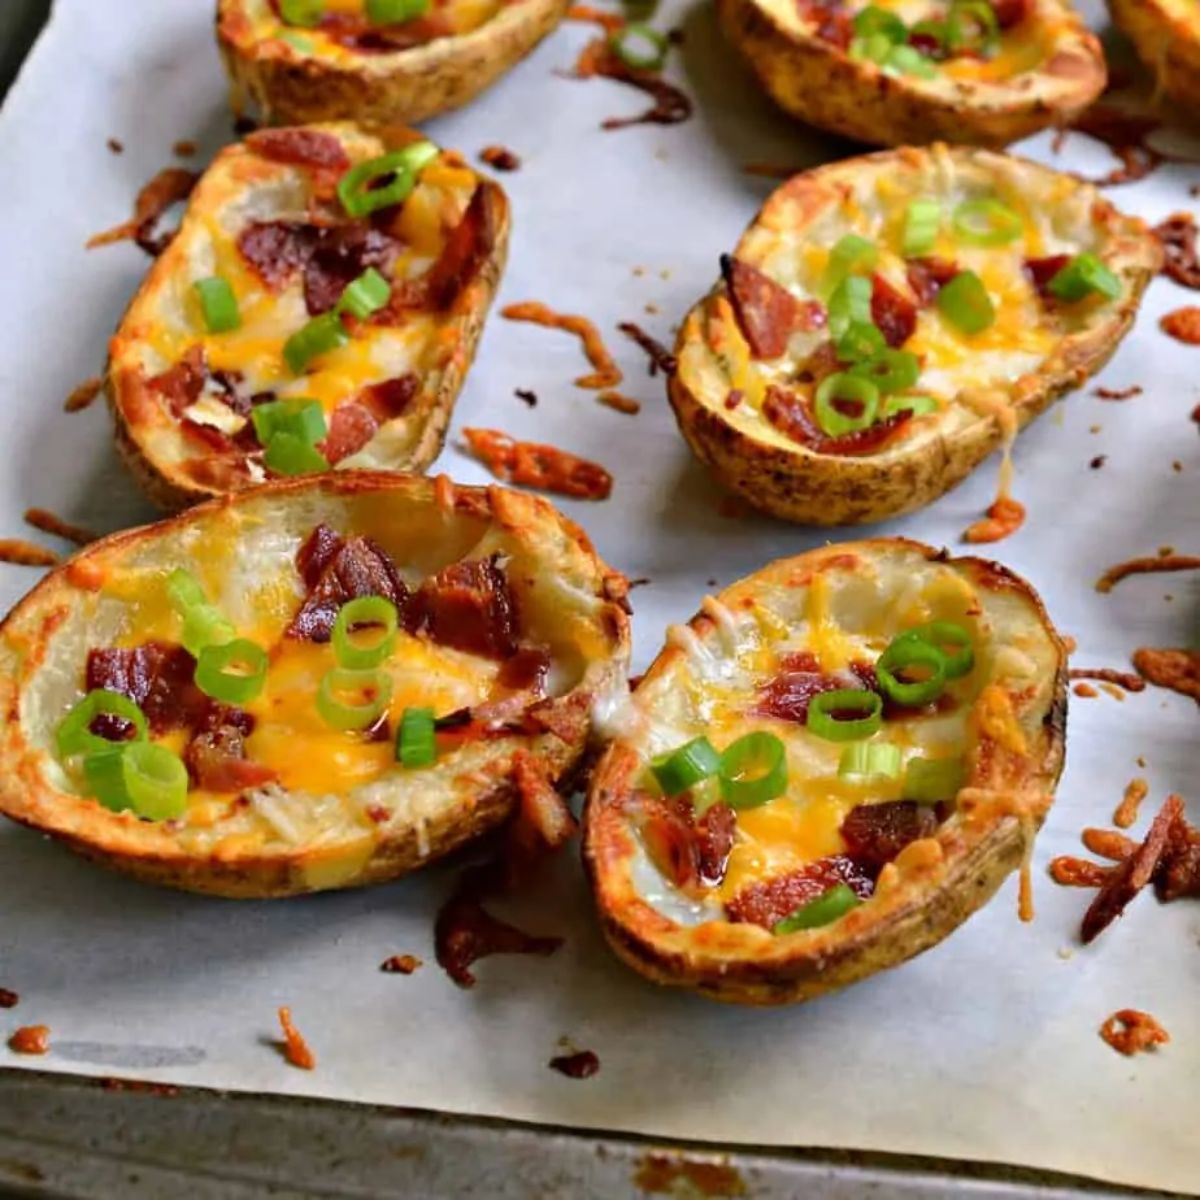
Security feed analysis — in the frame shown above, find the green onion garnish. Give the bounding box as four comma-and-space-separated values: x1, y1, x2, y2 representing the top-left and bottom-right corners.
195, 639, 269, 706
936, 269, 994, 335
337, 268, 392, 321
825, 235, 879, 293
814, 372, 880, 437
366, 0, 431, 22
337, 142, 438, 219
849, 32, 895, 63
848, 347, 920, 394
828, 274, 874, 338
852, 5, 907, 42
166, 567, 236, 658
900, 621, 975, 679
166, 567, 205, 612
651, 736, 721, 796
396, 706, 437, 767
952, 198, 1023, 246
194, 277, 241, 334
902, 199, 941, 257
945, 0, 999, 56
903, 755, 966, 803
278, 29, 315, 51
717, 732, 788, 809
332, 596, 399, 670
806, 689, 883, 742
609, 22, 670, 71
910, 18, 948, 49
280, 0, 325, 27
56, 690, 149, 759
835, 320, 886, 364
773, 883, 861, 934
838, 741, 902, 782
251, 398, 328, 448
84, 741, 189, 821
884, 44, 937, 77
317, 667, 394, 732
1047, 253, 1121, 303
883, 393, 939, 418
284, 313, 350, 375
263, 432, 331, 477
875, 636, 946, 707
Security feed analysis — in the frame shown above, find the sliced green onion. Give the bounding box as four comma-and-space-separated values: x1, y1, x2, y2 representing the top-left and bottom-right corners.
910, 17, 948, 48
936, 269, 994, 335
278, 29, 315, 51
195, 639, 269, 706
396, 706, 437, 767
849, 32, 894, 63
901, 620, 975, 678
807, 689, 883, 742
945, 0, 999, 55
651, 736, 721, 796
317, 667, 394, 732
337, 143, 438, 219
84, 741, 188, 821
903, 755, 966, 803
609, 22, 669, 70
884, 43, 937, 77
56, 690, 148, 759
883, 393, 939, 418
280, 0, 324, 26
814, 373, 880, 436
194, 277, 241, 334
366, 0, 431, 22
284, 313, 350, 375
717, 732, 788, 809
852, 5, 907, 41
838, 741, 902, 782
953, 198, 1023, 246
332, 596, 399, 670
903, 200, 941, 257
337, 268, 392, 320
835, 320, 886, 364
263, 432, 331, 477
875, 636, 946, 707
848, 347, 920, 394
166, 567, 235, 658
773, 883, 861, 934
825, 235, 879, 293
828, 274, 874, 338
251, 397, 327, 448
1047, 253, 1121, 303
166, 567, 205, 612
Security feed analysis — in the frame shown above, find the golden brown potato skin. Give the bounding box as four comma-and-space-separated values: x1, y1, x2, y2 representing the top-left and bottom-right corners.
583, 539, 1069, 1005
717, 0, 1106, 148
1107, 0, 1200, 118
217, 0, 571, 126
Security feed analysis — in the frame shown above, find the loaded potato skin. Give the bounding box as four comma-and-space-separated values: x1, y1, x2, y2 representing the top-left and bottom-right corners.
584, 539, 1068, 1005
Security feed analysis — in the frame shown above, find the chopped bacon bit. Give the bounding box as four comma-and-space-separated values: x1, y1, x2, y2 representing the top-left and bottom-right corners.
1100, 1010, 1169, 1056
508, 752, 578, 869
462, 428, 613, 500
411, 554, 517, 660
277, 1006, 315, 1070
989, 0, 1031, 27
870, 274, 917, 347
755, 652, 865, 723
1095, 554, 1200, 593
303, 224, 399, 316
906, 257, 959, 306
359, 374, 418, 420
1083, 827, 1138, 861
1132, 647, 1200, 704
500, 301, 622, 389
148, 344, 206, 417
420, 184, 499, 311
696, 803, 736, 886
720, 255, 803, 359
1114, 778, 1149, 829
185, 723, 276, 792
246, 128, 350, 172
0, 988, 18, 1008
1073, 682, 1098, 698
1061, 106, 1162, 187
1160, 307, 1200, 345
23, 508, 98, 547
617, 321, 677, 376
1093, 384, 1142, 401
840, 801, 938, 868
1153, 213, 1200, 290
64, 376, 103, 413
636, 794, 737, 890
286, 535, 409, 642
173, 140, 197, 159
549, 1049, 600, 1078
0, 539, 59, 567
727, 856, 873, 928
762, 386, 912, 457
319, 402, 378, 464
1024, 254, 1071, 300
1081, 794, 1182, 943
597, 390, 640, 415
86, 166, 199, 255
1067, 667, 1145, 692
236, 220, 318, 292
480, 145, 521, 171
797, 0, 853, 46
725, 390, 744, 410
515, 388, 538, 407
295, 523, 343, 589
380, 954, 423, 974
87, 642, 209, 733
8, 1025, 50, 1055
1049, 856, 1113, 887
963, 497, 1026, 544
570, 37, 692, 129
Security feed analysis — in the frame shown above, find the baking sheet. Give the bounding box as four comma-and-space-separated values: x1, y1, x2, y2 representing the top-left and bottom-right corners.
0, 0, 1197, 1192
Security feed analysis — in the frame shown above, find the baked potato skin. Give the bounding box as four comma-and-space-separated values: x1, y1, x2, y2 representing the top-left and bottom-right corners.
1107, 0, 1200, 116
583, 540, 1068, 1005
0, 472, 630, 899
718, 0, 1106, 148
217, 0, 571, 126
670, 147, 1163, 526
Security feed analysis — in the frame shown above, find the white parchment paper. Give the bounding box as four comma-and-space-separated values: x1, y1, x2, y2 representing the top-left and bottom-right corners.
1, 0, 1197, 1191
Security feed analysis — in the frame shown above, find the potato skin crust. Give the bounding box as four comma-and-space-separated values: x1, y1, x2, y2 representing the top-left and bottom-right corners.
216, 0, 571, 126
669, 145, 1163, 526
717, 0, 1106, 148
583, 539, 1069, 1005
0, 472, 630, 899
1107, 0, 1200, 116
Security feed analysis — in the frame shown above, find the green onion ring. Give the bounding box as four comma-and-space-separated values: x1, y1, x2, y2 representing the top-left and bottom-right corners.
56, 690, 149, 760
902, 620, 975, 679
609, 23, 670, 71
875, 637, 947, 707
952, 198, 1023, 246
848, 347, 920, 394
195, 639, 269, 706
936, 269, 995, 335
838, 741, 902, 783
883, 393, 939, 419
396, 706, 437, 767
718, 731, 789, 809
332, 596, 399, 670
806, 689, 883, 742
772, 883, 862, 934
651, 736, 721, 796
84, 741, 189, 821
902, 199, 941, 257
814, 372, 880, 437
317, 667, 394, 732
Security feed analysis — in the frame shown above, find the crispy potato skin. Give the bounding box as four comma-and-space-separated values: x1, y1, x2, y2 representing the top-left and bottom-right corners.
1107, 0, 1200, 116
717, 0, 1105, 147
583, 539, 1069, 1005
0, 473, 630, 899
670, 146, 1163, 526
216, 0, 570, 126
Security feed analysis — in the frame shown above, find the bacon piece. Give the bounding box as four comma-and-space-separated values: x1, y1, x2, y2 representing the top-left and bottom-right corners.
499, 301, 621, 389
1096, 554, 1200, 593
246, 128, 350, 172
617, 321, 678, 376
320, 403, 378, 464
86, 166, 199, 255
906, 257, 959, 306
636, 794, 738, 890
797, 0, 853, 47
410, 554, 517, 659
359, 374, 418, 419
86, 642, 208, 733
236, 221, 318, 292
720, 254, 801, 359
1160, 306, 1200, 345
1024, 254, 1071, 300
1154, 213, 1200, 290
1080, 794, 1181, 943
462, 428, 613, 500
726, 856, 873, 928
287, 536, 409, 642
304, 224, 398, 316
185, 723, 276, 793
870, 274, 917, 347
840, 801, 938, 868
498, 648, 552, 693
762, 387, 913, 457
755, 651, 864, 723
1100, 1009, 1169, 1056
989, 0, 1031, 26
148, 344, 206, 417
1134, 647, 1200, 704
295, 523, 344, 589
423, 184, 500, 311
549, 1049, 600, 1078
509, 751, 578, 860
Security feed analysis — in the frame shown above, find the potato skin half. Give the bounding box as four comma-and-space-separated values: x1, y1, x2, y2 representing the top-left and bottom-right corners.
216, 0, 571, 126
717, 0, 1106, 148
583, 539, 1068, 1005
0, 472, 630, 899
1107, 0, 1200, 116
669, 146, 1162, 526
